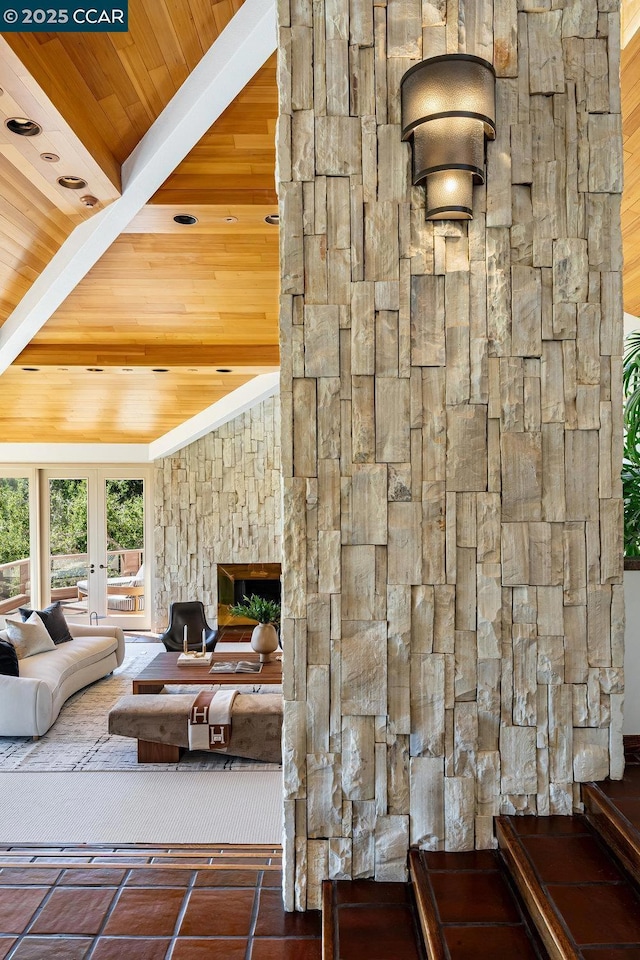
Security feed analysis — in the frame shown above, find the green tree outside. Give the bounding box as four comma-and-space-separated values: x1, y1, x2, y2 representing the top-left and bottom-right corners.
0, 476, 144, 574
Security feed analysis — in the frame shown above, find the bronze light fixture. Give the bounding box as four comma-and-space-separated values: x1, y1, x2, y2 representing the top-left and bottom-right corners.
57, 175, 88, 190
400, 54, 496, 221
6, 117, 41, 137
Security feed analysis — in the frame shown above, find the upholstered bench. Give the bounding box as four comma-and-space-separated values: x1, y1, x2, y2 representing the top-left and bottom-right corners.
109, 693, 282, 764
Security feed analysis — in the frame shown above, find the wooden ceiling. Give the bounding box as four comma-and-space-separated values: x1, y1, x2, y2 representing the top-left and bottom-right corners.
8, 4, 640, 445
0, 367, 262, 443
0, 3, 279, 446
622, 28, 640, 315
4, 0, 244, 169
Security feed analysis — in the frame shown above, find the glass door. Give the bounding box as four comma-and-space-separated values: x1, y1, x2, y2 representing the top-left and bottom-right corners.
0, 471, 37, 617
44, 475, 91, 620
40, 467, 151, 630
102, 475, 147, 629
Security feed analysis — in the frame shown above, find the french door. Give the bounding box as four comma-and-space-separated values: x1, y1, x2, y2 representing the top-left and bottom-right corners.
39, 466, 152, 630
1, 466, 151, 629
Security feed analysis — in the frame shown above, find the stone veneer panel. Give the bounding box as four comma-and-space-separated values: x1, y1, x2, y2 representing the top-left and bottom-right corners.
153, 396, 281, 630
278, 0, 625, 910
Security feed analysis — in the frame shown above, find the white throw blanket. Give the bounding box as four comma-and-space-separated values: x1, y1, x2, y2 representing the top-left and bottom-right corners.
188, 689, 238, 751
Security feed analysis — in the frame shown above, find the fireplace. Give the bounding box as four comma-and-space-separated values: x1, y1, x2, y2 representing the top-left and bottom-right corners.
217, 563, 281, 626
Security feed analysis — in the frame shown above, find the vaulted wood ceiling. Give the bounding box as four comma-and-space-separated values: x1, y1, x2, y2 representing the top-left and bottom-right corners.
3, 5, 640, 446
622, 27, 640, 316
0, 1, 279, 445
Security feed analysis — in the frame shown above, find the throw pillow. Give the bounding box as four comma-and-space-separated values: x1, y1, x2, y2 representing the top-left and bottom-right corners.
0, 638, 18, 677
19, 600, 73, 645
5, 611, 56, 660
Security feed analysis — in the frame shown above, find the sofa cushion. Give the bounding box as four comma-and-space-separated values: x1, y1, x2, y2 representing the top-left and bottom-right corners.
0, 638, 19, 676
18, 634, 119, 692
5, 612, 56, 660
19, 601, 73, 645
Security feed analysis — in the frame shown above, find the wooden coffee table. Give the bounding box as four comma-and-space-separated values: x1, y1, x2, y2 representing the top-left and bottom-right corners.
132, 651, 283, 695
130, 651, 282, 762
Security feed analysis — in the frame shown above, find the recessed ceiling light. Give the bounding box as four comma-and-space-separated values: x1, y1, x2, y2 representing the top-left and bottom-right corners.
216, 368, 232, 373
224, 216, 238, 223
152, 368, 169, 372
173, 214, 198, 225
40, 152, 60, 162
86, 367, 103, 372
80, 195, 98, 207
264, 214, 279, 225
22, 367, 39, 372
57, 175, 88, 190
6, 117, 41, 137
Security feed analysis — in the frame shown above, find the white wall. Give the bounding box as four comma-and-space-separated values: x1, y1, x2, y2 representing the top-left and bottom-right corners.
625, 571, 640, 733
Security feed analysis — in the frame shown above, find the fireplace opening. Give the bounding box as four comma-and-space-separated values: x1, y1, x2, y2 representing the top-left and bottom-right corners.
217, 563, 281, 626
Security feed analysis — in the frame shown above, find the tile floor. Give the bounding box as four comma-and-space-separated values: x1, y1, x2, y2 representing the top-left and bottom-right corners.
0, 846, 321, 960
414, 849, 543, 960
507, 815, 640, 953
328, 879, 426, 960
599, 759, 640, 832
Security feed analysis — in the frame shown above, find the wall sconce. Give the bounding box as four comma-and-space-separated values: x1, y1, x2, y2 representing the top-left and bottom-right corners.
400, 54, 496, 221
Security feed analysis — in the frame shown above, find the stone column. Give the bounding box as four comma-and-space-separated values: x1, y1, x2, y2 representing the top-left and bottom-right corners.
278, 0, 624, 909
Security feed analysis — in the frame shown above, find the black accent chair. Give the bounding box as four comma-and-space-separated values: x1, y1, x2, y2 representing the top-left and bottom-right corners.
160, 601, 218, 652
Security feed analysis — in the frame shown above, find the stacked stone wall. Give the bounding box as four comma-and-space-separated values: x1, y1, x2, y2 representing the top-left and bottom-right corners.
278, 0, 625, 909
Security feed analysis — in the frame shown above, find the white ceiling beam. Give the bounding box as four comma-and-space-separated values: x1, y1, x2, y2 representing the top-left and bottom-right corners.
0, 444, 149, 464
0, 0, 277, 376
0, 374, 281, 463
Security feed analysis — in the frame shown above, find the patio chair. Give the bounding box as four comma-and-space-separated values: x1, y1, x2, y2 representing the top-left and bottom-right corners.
76, 564, 145, 612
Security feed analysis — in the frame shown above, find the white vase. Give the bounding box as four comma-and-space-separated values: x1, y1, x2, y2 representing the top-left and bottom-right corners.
251, 622, 279, 662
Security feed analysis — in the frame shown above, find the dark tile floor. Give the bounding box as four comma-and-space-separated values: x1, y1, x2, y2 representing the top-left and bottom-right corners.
416, 849, 543, 960
507, 815, 640, 953
0, 845, 321, 960
599, 760, 640, 833
328, 880, 426, 960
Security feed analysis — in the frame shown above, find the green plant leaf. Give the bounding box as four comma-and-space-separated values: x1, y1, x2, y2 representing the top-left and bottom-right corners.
228, 593, 281, 624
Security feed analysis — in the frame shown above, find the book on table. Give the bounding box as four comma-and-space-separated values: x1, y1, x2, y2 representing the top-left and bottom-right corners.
209, 660, 263, 674
177, 651, 215, 666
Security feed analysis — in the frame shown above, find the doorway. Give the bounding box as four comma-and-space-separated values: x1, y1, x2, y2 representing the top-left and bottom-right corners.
0, 465, 152, 630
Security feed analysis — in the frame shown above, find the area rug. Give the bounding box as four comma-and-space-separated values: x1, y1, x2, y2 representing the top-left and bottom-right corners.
0, 771, 283, 844
0, 644, 282, 772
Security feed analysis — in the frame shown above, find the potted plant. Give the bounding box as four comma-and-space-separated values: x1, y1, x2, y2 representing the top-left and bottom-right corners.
228, 594, 281, 662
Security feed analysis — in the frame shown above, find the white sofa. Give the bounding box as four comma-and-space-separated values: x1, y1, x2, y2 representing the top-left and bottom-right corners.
0, 622, 125, 738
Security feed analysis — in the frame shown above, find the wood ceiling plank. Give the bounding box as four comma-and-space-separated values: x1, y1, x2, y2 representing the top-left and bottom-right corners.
151, 56, 277, 207
0, 366, 260, 443
16, 344, 280, 367
4, 0, 247, 168
622, 23, 640, 313
0, 36, 121, 212
5, 213, 280, 336
0, 0, 279, 446
126, 204, 279, 233
0, 0, 277, 380
5, 35, 123, 181
623, 0, 640, 47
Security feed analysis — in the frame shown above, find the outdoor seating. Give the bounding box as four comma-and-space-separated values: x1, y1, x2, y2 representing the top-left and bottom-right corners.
76, 565, 145, 612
